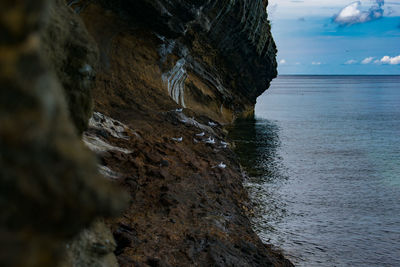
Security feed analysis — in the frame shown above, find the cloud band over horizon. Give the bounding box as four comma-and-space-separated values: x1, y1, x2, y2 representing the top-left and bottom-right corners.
269, 0, 400, 74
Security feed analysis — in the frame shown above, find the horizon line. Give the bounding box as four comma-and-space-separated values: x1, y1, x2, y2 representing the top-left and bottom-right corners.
277, 74, 400, 76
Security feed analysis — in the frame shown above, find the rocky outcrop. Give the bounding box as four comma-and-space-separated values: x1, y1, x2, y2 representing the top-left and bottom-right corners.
0, 1, 126, 266
60, 220, 120, 267
80, 0, 277, 123
1, 0, 288, 266
41, 0, 99, 133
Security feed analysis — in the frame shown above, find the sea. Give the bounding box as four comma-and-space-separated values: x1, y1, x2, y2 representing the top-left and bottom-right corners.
229, 75, 400, 267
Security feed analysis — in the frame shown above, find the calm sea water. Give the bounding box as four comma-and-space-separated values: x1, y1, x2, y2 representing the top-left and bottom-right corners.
229, 76, 400, 267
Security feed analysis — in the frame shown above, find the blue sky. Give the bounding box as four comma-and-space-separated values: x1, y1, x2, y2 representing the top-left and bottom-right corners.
268, 0, 400, 74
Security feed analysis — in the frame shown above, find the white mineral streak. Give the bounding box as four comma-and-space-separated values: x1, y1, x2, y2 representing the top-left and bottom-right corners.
163, 58, 187, 107
98, 165, 121, 179
83, 134, 133, 154
189, 60, 226, 94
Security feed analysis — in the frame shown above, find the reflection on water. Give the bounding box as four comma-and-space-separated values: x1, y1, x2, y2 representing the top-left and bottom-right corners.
230, 76, 400, 267
228, 118, 289, 237
228, 118, 283, 179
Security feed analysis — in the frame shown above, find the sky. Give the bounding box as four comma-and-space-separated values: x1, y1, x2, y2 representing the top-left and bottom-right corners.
268, 0, 400, 74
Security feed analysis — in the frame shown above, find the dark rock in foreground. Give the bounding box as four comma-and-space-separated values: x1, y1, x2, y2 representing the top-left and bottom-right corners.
0, 0, 126, 265
0, 0, 292, 266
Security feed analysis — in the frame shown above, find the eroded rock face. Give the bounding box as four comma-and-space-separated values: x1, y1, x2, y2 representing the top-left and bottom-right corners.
1, 0, 288, 266
69, 0, 288, 266
0, 1, 126, 266
91, 0, 277, 123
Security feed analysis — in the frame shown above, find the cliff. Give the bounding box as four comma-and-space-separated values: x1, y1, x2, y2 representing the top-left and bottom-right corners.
0, 0, 290, 266
77, 0, 277, 123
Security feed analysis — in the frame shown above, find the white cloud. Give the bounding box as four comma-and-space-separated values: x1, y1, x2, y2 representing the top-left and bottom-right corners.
361, 57, 375, 64
279, 59, 287, 64
312, 61, 321, 65
267, 0, 400, 19
380, 55, 400, 64
345, 59, 357, 64
334, 0, 385, 25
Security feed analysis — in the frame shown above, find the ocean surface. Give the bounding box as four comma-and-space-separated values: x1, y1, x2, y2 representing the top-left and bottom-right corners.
229, 76, 400, 267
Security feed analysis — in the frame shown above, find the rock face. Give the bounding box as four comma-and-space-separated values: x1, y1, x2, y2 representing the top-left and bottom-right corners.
89, 0, 277, 123
41, 0, 99, 133
1, 0, 290, 266
0, 1, 126, 266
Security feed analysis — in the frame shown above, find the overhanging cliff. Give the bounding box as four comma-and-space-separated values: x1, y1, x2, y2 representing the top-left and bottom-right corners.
74, 0, 277, 123
0, 0, 288, 266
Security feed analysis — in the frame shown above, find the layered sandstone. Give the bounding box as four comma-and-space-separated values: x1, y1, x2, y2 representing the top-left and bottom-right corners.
0, 0, 291, 266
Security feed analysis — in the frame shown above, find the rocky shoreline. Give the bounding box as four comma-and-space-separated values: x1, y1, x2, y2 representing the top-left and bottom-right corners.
1, 0, 293, 266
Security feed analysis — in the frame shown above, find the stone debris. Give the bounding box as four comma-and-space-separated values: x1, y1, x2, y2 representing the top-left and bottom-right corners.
89, 112, 131, 140
212, 162, 227, 169
172, 137, 183, 142
62, 220, 119, 266
220, 141, 229, 148
176, 113, 214, 133
218, 162, 227, 169
204, 137, 216, 144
